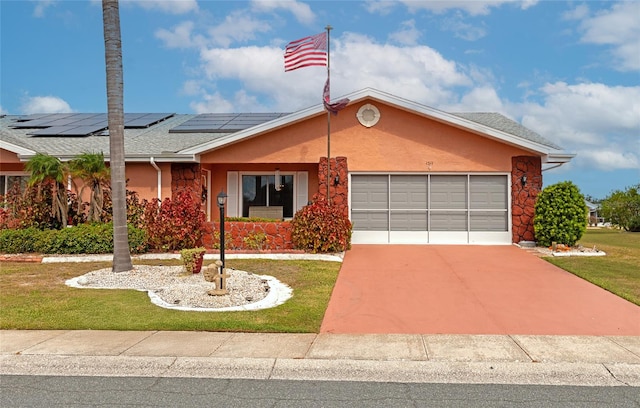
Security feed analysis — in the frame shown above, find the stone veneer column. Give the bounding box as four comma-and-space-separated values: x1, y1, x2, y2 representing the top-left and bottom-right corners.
511, 156, 542, 243
171, 163, 201, 200
317, 156, 349, 217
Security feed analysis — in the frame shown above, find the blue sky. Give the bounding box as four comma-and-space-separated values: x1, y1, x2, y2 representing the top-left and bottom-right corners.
1, 0, 638, 199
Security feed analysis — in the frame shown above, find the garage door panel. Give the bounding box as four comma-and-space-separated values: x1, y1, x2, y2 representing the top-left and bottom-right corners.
390, 211, 427, 231
390, 175, 427, 209
352, 211, 388, 231
431, 211, 468, 231
431, 176, 467, 209
470, 175, 507, 209
470, 212, 508, 231
351, 175, 388, 210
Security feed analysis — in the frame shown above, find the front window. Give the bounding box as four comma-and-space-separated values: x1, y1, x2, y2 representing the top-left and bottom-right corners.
1, 174, 29, 197
242, 174, 294, 218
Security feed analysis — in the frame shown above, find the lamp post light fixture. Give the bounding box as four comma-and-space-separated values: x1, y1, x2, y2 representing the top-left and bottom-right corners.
216, 190, 227, 272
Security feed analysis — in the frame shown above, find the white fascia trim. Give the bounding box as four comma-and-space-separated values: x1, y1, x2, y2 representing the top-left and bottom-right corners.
122, 155, 199, 163
0, 140, 35, 156
17, 153, 198, 163
543, 153, 576, 163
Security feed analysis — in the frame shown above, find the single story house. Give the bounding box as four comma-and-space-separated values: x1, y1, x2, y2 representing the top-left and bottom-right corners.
0, 88, 574, 245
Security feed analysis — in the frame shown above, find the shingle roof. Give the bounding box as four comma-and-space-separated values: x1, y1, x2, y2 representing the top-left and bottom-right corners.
0, 114, 229, 160
1, 89, 568, 161
450, 112, 562, 150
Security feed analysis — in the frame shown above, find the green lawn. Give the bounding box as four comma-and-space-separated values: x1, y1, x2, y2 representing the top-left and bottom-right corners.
544, 228, 640, 306
0, 258, 340, 332
2, 228, 638, 332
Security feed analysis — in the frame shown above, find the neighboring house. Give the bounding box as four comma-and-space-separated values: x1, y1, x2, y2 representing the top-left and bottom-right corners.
0, 88, 574, 245
585, 200, 602, 226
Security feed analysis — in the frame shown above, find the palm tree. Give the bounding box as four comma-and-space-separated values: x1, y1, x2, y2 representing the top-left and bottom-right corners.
25, 153, 69, 228
102, 0, 132, 272
69, 152, 110, 223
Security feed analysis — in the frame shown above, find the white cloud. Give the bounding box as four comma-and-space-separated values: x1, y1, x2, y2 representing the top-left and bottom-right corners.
124, 0, 198, 14
189, 91, 235, 114
364, 0, 397, 15
250, 0, 315, 25
33, 0, 56, 18
579, 150, 639, 170
155, 21, 206, 49
207, 11, 271, 47
398, 0, 538, 16
20, 96, 73, 114
0, 105, 7, 115
155, 11, 271, 49
389, 20, 421, 45
562, 3, 589, 21
575, 1, 640, 71
444, 86, 504, 112
441, 12, 487, 41
517, 82, 640, 171
190, 32, 474, 112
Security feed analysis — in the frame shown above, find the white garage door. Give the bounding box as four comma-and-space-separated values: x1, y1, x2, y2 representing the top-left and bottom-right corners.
350, 174, 510, 244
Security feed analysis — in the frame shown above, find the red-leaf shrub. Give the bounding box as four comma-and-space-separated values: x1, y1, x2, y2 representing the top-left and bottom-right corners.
100, 188, 147, 227
143, 191, 205, 250
291, 199, 352, 253
0, 181, 63, 230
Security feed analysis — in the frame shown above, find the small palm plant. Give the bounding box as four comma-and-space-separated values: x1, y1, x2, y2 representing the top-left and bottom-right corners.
69, 152, 110, 223
25, 153, 69, 228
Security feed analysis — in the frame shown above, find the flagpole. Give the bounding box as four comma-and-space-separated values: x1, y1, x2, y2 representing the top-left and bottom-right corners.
325, 24, 332, 205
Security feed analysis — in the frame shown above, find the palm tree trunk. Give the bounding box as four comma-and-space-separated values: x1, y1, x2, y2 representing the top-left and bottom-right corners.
102, 0, 132, 272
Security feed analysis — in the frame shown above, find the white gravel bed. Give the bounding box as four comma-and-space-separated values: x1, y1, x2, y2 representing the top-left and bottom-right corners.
65, 265, 293, 312
532, 247, 606, 257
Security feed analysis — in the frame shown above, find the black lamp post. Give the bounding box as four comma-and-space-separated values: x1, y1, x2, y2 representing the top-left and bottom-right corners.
216, 190, 227, 271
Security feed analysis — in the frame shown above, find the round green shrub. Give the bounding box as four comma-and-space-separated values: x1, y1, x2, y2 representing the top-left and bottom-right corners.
291, 200, 352, 253
534, 181, 587, 247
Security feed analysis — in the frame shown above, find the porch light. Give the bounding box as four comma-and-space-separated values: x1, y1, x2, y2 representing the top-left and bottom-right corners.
521, 175, 527, 186
275, 168, 283, 191
216, 190, 227, 208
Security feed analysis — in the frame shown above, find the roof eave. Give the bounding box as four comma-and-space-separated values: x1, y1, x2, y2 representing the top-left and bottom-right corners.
16, 152, 198, 163
0, 140, 36, 156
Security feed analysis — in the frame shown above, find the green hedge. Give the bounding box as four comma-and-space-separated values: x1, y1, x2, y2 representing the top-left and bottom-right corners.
0, 223, 147, 254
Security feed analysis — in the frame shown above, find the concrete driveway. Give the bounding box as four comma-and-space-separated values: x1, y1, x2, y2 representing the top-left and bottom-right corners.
320, 245, 640, 335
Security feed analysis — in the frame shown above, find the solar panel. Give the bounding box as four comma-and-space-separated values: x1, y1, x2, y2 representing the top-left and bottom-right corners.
170, 113, 289, 133
15, 113, 174, 136
28, 124, 107, 137
124, 113, 174, 128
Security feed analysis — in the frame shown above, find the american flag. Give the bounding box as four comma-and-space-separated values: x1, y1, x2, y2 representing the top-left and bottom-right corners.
323, 78, 349, 115
284, 32, 327, 72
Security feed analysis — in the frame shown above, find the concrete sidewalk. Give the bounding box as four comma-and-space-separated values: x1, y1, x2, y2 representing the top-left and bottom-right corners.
1, 330, 639, 387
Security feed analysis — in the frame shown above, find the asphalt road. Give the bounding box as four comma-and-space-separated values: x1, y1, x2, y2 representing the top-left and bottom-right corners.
2, 375, 639, 407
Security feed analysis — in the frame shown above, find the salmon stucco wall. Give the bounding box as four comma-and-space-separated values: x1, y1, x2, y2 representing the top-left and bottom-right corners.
124, 162, 172, 202
332, 103, 534, 172
0, 149, 23, 165
511, 156, 542, 243
199, 100, 535, 174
